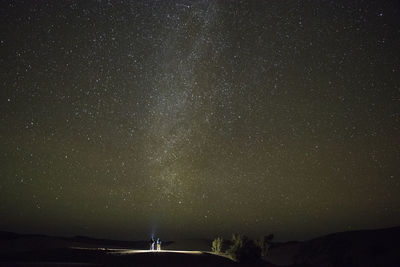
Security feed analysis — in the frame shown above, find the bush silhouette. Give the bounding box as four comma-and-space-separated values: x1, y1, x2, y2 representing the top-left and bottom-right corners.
257, 234, 274, 257
212, 237, 223, 253
227, 234, 261, 262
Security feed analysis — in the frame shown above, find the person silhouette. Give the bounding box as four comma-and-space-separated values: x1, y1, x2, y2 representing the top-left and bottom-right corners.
156, 238, 161, 251
150, 237, 155, 250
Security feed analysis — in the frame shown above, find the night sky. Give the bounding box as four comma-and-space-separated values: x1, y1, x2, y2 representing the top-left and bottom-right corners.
1, 0, 399, 241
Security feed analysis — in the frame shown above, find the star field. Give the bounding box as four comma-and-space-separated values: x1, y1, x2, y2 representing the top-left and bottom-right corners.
1, 0, 400, 241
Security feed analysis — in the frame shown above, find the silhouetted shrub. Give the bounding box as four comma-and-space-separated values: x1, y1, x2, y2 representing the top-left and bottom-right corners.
257, 234, 274, 257
227, 234, 261, 262
212, 237, 223, 253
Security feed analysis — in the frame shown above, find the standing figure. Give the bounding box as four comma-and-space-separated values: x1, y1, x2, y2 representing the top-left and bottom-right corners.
156, 238, 161, 251
150, 237, 155, 250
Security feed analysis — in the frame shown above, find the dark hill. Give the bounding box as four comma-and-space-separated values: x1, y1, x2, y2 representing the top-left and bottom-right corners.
266, 226, 400, 267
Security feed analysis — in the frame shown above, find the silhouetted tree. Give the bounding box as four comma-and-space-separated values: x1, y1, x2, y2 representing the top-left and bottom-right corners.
257, 234, 274, 257
212, 237, 223, 254
227, 234, 261, 262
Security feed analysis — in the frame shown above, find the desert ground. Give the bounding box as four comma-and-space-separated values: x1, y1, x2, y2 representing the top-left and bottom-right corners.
0, 248, 237, 267
0, 233, 271, 267
0, 247, 274, 267
1, 226, 400, 266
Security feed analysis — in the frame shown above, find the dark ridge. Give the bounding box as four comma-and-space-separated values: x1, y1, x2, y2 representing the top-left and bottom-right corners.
266, 226, 400, 267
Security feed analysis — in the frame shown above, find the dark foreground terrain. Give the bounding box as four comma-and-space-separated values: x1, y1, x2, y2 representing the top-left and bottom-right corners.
0, 232, 272, 267
266, 226, 400, 267
1, 226, 400, 267
0, 248, 257, 267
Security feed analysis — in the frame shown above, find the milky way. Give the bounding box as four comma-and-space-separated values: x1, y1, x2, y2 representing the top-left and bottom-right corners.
1, 0, 399, 241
